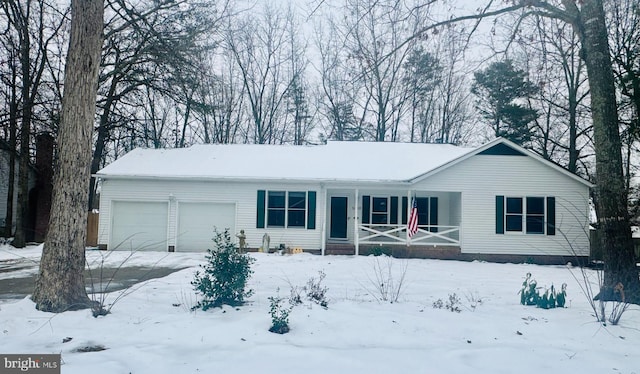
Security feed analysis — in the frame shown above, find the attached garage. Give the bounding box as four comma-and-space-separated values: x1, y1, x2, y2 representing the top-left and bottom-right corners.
111, 201, 168, 251
176, 202, 236, 252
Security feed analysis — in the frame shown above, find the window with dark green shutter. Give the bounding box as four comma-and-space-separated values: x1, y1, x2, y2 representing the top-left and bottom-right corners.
546, 197, 555, 235
257, 190, 266, 228
401, 197, 408, 225
390, 197, 399, 225
362, 195, 370, 224
258, 190, 316, 229
496, 195, 504, 234
496, 195, 555, 235
307, 191, 317, 229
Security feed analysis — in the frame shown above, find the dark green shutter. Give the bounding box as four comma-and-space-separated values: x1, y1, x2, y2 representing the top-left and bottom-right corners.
546, 196, 555, 236
390, 196, 399, 224
496, 195, 504, 234
401, 197, 408, 225
256, 190, 266, 228
307, 191, 317, 229
430, 197, 438, 232
362, 195, 370, 224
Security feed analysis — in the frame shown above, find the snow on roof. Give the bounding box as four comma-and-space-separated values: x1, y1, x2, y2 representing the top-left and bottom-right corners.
96, 141, 474, 182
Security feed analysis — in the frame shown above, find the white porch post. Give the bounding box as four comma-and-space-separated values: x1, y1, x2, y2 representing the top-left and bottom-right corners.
406, 190, 412, 247
354, 188, 359, 256
321, 184, 327, 256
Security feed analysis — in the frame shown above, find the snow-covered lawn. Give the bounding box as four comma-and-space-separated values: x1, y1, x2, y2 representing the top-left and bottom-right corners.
1, 244, 639, 374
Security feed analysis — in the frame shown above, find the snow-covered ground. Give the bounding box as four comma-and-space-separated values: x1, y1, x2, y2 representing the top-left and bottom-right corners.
1, 244, 638, 374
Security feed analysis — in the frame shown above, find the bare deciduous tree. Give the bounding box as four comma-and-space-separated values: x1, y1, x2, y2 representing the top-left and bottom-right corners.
32, 0, 104, 312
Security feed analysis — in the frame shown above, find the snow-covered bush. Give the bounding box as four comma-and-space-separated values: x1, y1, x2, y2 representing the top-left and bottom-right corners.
287, 270, 329, 309
305, 270, 329, 308
191, 228, 255, 311
433, 293, 462, 313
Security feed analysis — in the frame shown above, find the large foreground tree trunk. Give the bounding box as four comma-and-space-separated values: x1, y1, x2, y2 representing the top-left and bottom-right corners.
32, 0, 104, 312
577, 0, 640, 302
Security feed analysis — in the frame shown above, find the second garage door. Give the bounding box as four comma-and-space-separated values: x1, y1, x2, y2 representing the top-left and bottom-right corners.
177, 202, 236, 251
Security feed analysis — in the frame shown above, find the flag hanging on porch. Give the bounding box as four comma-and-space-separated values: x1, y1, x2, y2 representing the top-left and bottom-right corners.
407, 197, 418, 238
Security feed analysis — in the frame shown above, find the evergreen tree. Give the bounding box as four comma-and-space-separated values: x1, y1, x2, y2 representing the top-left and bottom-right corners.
472, 59, 539, 145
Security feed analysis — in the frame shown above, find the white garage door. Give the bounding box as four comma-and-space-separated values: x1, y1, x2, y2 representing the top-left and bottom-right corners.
177, 202, 236, 252
111, 201, 168, 251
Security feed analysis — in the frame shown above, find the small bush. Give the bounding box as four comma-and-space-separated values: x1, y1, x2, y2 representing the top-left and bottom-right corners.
306, 271, 329, 308
289, 285, 304, 306
432, 293, 462, 313
465, 291, 483, 311
287, 271, 330, 309
364, 256, 408, 303
268, 296, 292, 334
192, 228, 255, 311
369, 246, 392, 256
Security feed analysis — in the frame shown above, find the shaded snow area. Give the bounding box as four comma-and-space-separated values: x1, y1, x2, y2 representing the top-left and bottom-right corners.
1, 244, 638, 374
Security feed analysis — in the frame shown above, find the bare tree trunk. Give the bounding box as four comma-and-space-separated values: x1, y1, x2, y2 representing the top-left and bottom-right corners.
3, 83, 18, 238
578, 0, 640, 302
12, 11, 33, 248
32, 0, 104, 312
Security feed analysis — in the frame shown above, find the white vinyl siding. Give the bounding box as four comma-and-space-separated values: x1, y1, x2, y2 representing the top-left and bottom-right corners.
99, 179, 324, 251
412, 154, 590, 257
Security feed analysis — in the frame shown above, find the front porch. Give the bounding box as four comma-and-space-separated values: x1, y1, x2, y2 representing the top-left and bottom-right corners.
323, 188, 462, 256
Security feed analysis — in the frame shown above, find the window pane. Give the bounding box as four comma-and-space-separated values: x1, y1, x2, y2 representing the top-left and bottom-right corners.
267, 210, 285, 227
527, 197, 544, 215
288, 191, 306, 209
372, 213, 387, 224
372, 197, 388, 213
506, 215, 522, 231
288, 210, 305, 227
526, 216, 544, 234
506, 197, 522, 214
268, 191, 286, 208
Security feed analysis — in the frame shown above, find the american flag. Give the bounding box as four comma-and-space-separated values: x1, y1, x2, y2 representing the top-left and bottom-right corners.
407, 197, 418, 238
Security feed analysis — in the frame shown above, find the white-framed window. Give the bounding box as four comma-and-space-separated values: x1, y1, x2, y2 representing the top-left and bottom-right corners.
498, 196, 548, 235
371, 197, 389, 224
257, 191, 315, 229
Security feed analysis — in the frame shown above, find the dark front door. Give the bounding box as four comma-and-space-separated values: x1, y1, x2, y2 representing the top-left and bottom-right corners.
330, 196, 348, 239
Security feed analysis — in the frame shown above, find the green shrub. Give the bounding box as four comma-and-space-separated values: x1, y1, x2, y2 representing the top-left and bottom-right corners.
268, 296, 292, 334
369, 246, 392, 256
192, 228, 255, 311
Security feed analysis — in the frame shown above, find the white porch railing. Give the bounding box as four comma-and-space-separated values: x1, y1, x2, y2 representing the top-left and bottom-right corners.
358, 224, 460, 246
